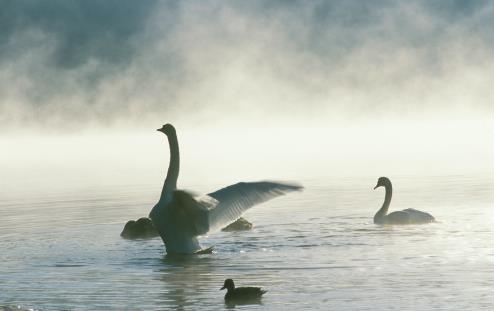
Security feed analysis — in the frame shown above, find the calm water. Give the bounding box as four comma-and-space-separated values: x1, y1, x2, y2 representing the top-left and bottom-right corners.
2, 175, 494, 310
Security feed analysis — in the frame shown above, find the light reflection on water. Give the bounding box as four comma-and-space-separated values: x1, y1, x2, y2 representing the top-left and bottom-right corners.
1, 175, 494, 310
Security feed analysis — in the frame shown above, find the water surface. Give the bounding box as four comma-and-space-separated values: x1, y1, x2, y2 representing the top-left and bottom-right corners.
2, 175, 494, 310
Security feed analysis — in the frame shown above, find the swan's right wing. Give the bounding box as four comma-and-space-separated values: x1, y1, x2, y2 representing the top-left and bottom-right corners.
207, 181, 303, 232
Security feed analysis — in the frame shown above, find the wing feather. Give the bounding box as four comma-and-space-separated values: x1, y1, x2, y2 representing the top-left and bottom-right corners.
207, 181, 303, 232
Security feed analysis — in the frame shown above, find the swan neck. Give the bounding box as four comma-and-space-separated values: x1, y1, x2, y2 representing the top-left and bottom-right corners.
374, 182, 392, 223
161, 131, 179, 201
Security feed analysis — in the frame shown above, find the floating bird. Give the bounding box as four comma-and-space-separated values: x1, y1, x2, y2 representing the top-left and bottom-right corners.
220, 279, 267, 301
120, 217, 159, 239
221, 217, 253, 232
373, 177, 435, 225
149, 124, 303, 254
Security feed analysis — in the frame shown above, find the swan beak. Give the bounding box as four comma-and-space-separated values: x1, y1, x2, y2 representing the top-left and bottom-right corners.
373, 185, 379, 190
220, 286, 226, 290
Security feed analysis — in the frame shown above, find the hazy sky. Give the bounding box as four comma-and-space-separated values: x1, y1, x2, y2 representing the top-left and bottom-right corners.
2, 0, 494, 130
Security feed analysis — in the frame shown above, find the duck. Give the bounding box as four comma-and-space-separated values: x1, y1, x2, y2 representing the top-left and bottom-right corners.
220, 278, 267, 301
120, 217, 159, 239
373, 176, 435, 225
221, 217, 253, 232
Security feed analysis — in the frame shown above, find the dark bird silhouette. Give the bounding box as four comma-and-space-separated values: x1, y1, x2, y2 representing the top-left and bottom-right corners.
220, 279, 267, 301
221, 217, 253, 232
120, 217, 158, 239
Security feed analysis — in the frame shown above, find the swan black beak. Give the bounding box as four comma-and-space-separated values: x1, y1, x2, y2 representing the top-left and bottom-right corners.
220, 286, 226, 290
373, 185, 379, 190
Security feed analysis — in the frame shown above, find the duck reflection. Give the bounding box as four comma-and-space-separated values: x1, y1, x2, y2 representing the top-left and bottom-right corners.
224, 299, 264, 309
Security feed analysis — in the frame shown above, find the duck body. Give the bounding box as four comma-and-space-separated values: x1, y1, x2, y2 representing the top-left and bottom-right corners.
224, 287, 267, 301
221, 217, 253, 232
221, 279, 266, 301
373, 177, 435, 225
120, 217, 159, 239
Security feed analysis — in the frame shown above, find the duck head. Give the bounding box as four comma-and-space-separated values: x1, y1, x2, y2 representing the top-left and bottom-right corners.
221, 279, 235, 291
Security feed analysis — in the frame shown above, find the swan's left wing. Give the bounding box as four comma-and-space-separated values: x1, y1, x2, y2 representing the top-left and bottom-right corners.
206, 181, 303, 232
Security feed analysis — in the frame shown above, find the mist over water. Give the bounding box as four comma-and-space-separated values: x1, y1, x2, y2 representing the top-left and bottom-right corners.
2, 1, 494, 310
2, 0, 494, 129
2, 0, 493, 186
2, 120, 494, 198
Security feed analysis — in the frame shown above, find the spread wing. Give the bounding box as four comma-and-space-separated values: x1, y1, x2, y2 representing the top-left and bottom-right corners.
206, 181, 303, 232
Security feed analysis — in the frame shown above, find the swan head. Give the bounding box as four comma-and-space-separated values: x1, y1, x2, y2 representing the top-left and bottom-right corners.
221, 279, 235, 291
374, 176, 391, 190
157, 124, 176, 136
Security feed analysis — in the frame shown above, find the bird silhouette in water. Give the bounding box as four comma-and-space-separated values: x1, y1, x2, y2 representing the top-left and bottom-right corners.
149, 124, 303, 254
121, 217, 158, 239
373, 177, 435, 225
221, 279, 267, 301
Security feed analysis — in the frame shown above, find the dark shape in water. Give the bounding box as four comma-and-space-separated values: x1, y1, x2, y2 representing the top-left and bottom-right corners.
121, 217, 159, 239
220, 278, 267, 302
221, 217, 253, 232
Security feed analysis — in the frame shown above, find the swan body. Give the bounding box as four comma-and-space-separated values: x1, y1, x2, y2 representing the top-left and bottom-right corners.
373, 177, 435, 225
149, 124, 303, 254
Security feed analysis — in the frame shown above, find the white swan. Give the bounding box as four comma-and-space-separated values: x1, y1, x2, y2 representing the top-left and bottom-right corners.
373, 177, 435, 225
149, 124, 303, 254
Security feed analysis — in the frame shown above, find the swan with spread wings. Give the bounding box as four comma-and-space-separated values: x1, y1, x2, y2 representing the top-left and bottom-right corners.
149, 124, 303, 254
